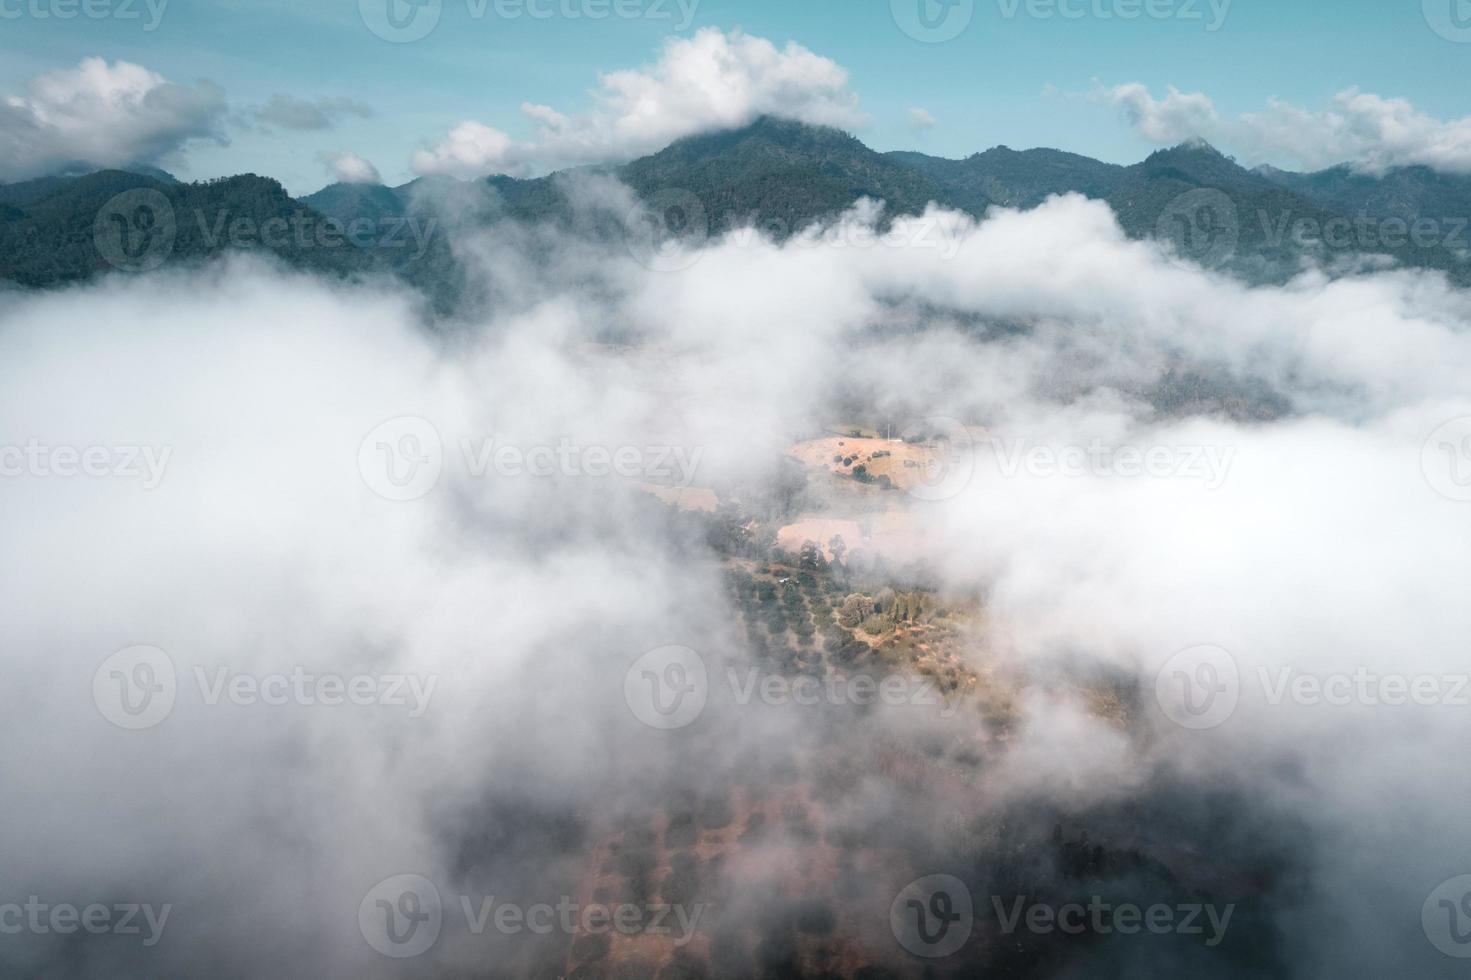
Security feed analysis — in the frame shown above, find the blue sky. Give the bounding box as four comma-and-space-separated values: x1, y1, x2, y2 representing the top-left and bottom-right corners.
2, 0, 1469, 193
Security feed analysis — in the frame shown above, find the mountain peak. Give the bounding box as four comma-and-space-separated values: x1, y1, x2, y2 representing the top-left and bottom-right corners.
656, 115, 859, 158
1172, 136, 1224, 155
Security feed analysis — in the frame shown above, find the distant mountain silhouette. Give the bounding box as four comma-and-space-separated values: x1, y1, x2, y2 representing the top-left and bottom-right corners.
7, 119, 1471, 302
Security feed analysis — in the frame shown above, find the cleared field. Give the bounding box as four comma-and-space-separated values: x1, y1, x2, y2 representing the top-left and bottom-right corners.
787, 426, 984, 495
639, 483, 719, 512
788, 436, 931, 489
774, 512, 925, 563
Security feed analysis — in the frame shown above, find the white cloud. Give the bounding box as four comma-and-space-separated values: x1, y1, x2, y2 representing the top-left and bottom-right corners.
411, 28, 867, 179
1096, 81, 1471, 174
1095, 82, 1219, 146
6, 174, 1471, 975
318, 150, 381, 184
409, 120, 514, 180
0, 57, 226, 182
906, 106, 938, 131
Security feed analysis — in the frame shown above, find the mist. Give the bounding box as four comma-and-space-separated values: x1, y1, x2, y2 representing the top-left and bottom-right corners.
2, 181, 1469, 979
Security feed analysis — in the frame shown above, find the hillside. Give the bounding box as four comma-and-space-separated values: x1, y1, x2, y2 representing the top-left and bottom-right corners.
7, 120, 1471, 300
887, 145, 1124, 212
0, 170, 377, 288
619, 115, 960, 235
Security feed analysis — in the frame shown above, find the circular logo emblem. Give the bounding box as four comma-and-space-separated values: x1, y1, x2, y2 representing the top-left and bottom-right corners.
359, 874, 443, 958
623, 189, 708, 272
624, 645, 707, 730
1422, 417, 1471, 502
1155, 644, 1239, 730
358, 416, 443, 502
359, 0, 442, 42
890, 874, 973, 957
1424, 0, 1471, 42
891, 0, 975, 43
1155, 188, 1238, 270
94, 189, 176, 273
1424, 875, 1471, 957
900, 416, 975, 502
93, 645, 177, 730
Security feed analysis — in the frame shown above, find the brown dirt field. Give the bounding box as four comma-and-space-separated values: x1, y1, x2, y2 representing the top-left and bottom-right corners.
774, 512, 924, 563
640, 483, 719, 512
788, 436, 932, 489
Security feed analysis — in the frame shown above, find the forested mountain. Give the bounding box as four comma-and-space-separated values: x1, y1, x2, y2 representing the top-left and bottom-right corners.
0, 170, 374, 288
5, 118, 1470, 303
887, 144, 1124, 212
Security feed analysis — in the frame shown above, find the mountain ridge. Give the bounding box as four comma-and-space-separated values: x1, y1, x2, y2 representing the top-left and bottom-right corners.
6, 119, 1470, 302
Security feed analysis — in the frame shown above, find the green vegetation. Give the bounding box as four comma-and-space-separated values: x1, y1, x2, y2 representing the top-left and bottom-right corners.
10, 118, 1470, 307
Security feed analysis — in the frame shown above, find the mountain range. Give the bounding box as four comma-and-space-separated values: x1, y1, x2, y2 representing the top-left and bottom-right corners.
4, 116, 1469, 310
